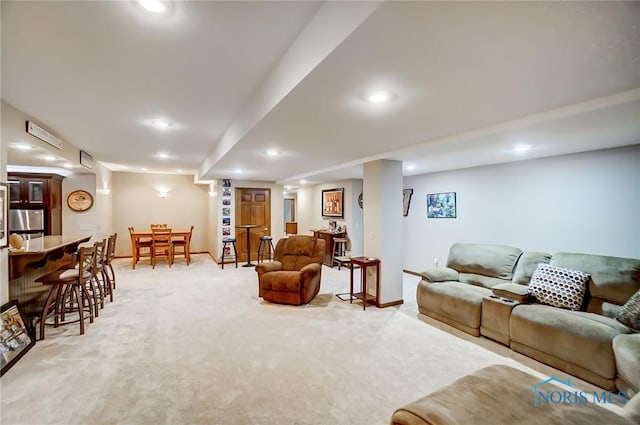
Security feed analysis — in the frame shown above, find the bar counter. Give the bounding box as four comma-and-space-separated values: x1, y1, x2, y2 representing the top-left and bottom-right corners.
8, 234, 92, 334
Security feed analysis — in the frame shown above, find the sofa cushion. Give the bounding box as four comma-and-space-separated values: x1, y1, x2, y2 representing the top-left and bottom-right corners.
529, 263, 589, 311
613, 333, 640, 394
512, 251, 552, 285
416, 281, 491, 335
446, 243, 522, 280
510, 304, 629, 381
550, 253, 640, 308
616, 289, 640, 332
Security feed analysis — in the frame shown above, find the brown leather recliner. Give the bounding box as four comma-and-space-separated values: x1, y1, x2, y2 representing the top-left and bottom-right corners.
255, 235, 325, 305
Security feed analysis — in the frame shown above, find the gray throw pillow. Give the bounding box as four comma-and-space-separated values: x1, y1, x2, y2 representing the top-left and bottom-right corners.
529, 263, 590, 311
616, 289, 640, 332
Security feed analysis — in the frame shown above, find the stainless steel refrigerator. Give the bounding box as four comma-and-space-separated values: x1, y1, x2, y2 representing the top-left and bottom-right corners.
9, 209, 46, 239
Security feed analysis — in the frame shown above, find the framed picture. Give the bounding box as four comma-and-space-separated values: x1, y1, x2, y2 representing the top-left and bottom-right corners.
403, 188, 413, 217
427, 192, 457, 218
222, 198, 231, 206
322, 188, 344, 218
222, 226, 231, 236
222, 188, 231, 197
0, 183, 7, 248
222, 179, 231, 188
222, 217, 231, 226
222, 207, 231, 217
1, 301, 35, 376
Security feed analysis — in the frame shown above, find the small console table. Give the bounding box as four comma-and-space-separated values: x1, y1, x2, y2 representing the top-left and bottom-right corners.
349, 256, 380, 310
312, 230, 346, 267
480, 295, 521, 346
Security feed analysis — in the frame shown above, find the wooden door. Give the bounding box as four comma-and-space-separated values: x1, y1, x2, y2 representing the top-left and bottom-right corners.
235, 188, 271, 263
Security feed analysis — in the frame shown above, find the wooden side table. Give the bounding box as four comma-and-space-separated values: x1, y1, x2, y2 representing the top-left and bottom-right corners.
480, 295, 521, 346
349, 256, 380, 310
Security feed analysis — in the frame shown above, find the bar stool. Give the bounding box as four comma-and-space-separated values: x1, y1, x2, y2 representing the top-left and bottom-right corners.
257, 236, 275, 263
36, 246, 96, 339
221, 237, 238, 269
104, 233, 117, 290
332, 237, 349, 268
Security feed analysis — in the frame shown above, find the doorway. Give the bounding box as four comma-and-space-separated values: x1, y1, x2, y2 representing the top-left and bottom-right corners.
235, 188, 271, 263
284, 198, 296, 224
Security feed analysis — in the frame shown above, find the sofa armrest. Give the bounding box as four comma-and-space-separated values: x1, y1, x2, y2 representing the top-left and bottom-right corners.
492, 283, 530, 303
255, 261, 283, 280
421, 267, 459, 283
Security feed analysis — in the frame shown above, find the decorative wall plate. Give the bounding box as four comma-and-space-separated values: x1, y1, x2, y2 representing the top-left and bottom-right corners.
358, 193, 363, 209
67, 190, 93, 212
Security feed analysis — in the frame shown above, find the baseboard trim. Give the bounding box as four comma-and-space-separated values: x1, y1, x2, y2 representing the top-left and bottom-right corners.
378, 299, 403, 308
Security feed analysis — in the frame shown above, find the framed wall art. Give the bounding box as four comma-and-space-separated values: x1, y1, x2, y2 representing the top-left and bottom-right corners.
427, 192, 457, 218
403, 188, 413, 217
322, 188, 344, 218
1, 301, 35, 376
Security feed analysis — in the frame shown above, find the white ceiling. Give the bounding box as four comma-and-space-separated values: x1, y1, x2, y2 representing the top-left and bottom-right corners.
3, 1, 639, 186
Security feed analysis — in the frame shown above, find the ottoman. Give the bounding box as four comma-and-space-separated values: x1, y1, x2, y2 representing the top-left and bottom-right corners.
390, 365, 636, 425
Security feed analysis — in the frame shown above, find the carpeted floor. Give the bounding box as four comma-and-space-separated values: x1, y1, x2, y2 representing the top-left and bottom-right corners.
1, 254, 548, 424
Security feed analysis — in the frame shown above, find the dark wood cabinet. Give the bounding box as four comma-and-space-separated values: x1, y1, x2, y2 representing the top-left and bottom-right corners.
312, 230, 347, 267
8, 173, 64, 235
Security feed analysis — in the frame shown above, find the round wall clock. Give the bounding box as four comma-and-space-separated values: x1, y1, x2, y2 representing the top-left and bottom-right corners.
67, 190, 94, 212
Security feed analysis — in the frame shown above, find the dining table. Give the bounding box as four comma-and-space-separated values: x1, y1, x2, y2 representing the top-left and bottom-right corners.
129, 228, 193, 269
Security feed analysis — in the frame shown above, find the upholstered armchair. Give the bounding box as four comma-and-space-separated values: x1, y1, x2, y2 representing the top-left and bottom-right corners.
255, 235, 325, 305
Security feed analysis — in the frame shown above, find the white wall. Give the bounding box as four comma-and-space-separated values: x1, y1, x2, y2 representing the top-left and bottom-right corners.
62, 173, 98, 239
296, 179, 364, 255
402, 145, 640, 273
112, 172, 210, 257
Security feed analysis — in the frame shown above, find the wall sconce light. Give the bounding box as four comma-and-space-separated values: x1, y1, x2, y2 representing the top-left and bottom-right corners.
159, 191, 168, 198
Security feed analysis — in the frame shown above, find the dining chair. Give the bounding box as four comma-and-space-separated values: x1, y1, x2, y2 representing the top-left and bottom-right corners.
151, 227, 173, 269
129, 226, 152, 269
171, 225, 194, 265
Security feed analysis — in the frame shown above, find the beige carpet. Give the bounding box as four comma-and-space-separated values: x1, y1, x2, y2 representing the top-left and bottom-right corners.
2, 254, 546, 425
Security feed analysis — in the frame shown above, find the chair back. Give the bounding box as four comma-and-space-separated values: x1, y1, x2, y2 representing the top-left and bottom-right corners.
152, 227, 172, 246
93, 239, 107, 273
78, 245, 96, 283
150, 223, 168, 229
106, 233, 117, 264
274, 235, 324, 271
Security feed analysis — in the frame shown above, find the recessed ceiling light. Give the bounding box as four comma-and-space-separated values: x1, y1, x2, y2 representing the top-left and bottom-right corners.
366, 90, 392, 103
43, 155, 57, 161
513, 144, 531, 153
156, 152, 169, 159
234, 168, 243, 174
176, 170, 183, 173
63, 163, 73, 168
405, 164, 416, 171
266, 149, 279, 157
139, 0, 166, 13
152, 119, 172, 129
141, 167, 148, 171
284, 185, 291, 190
14, 144, 33, 150
300, 179, 307, 185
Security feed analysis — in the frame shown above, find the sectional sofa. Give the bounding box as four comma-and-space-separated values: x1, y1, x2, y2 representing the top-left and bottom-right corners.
416, 242, 640, 392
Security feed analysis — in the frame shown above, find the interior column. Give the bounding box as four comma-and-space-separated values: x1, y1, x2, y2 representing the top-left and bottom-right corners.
363, 159, 403, 307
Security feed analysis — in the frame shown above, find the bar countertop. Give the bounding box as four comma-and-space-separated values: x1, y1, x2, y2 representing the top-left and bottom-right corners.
8, 234, 92, 280
8, 234, 93, 256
